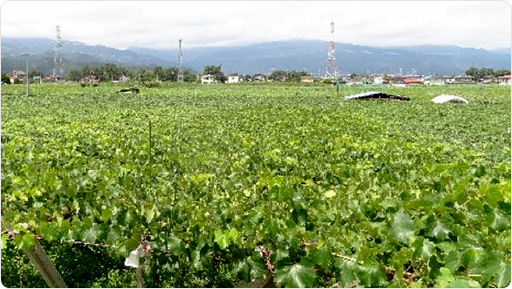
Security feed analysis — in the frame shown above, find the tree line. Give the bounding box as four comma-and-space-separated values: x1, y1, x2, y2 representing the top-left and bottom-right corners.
66, 64, 313, 83
464, 67, 510, 81
66, 63, 198, 82
3, 64, 509, 84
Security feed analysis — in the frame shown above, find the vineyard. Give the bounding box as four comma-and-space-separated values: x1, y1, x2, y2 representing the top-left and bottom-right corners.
1, 83, 511, 287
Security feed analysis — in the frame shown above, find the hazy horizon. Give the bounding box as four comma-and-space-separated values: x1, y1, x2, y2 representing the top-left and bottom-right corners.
2, 36, 511, 53
1, 1, 511, 51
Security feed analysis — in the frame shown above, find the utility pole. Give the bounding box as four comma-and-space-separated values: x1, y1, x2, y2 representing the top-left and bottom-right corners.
325, 22, 337, 80
22, 53, 32, 96
178, 39, 184, 83
26, 57, 29, 96
53, 25, 63, 80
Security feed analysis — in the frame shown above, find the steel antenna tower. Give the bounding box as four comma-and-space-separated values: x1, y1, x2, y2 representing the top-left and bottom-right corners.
325, 22, 337, 79
177, 39, 184, 83
53, 25, 63, 79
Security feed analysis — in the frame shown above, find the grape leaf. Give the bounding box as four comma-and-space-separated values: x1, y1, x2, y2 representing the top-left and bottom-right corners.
227, 228, 239, 243
39, 221, 54, 242
412, 237, 435, 260
234, 254, 267, 282
1, 234, 6, 249
190, 249, 203, 269
435, 267, 455, 288
356, 262, 387, 288
22, 232, 36, 252
324, 190, 336, 198
292, 208, 308, 226
214, 229, 230, 249
444, 250, 462, 272
81, 225, 100, 243
271, 248, 290, 263
167, 234, 185, 255
106, 226, 121, 245
274, 260, 317, 288
388, 211, 415, 244
486, 208, 510, 232
425, 216, 452, 241
495, 263, 511, 288
102, 208, 113, 222
333, 258, 359, 287
450, 279, 470, 288
310, 247, 333, 268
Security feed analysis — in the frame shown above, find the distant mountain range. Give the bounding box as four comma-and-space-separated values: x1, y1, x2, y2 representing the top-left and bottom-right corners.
1, 38, 175, 74
1, 37, 510, 76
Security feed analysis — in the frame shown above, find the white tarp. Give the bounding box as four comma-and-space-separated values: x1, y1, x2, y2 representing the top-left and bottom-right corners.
432, 94, 468, 103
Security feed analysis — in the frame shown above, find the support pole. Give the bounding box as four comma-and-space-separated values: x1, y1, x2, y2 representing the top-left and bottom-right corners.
26, 59, 30, 96
136, 267, 144, 288
25, 240, 67, 288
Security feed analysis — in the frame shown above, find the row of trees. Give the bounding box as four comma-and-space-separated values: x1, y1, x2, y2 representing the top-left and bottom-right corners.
202, 66, 313, 83
464, 67, 510, 81
67, 64, 198, 82
66, 63, 307, 83
2, 63, 313, 84
268, 70, 311, 82
4, 63, 509, 85
203, 65, 227, 82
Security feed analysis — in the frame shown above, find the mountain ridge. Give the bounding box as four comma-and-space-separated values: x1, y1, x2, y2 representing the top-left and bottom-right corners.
1, 37, 510, 76
128, 39, 510, 75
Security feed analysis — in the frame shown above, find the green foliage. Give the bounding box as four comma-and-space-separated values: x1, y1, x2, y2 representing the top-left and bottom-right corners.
66, 64, 197, 83
269, 70, 289, 81
1, 73, 10, 84
388, 211, 415, 244
1, 241, 132, 288
464, 66, 510, 81
274, 260, 317, 288
494, 69, 511, 77
203, 65, 226, 82
1, 83, 510, 287
269, 70, 311, 82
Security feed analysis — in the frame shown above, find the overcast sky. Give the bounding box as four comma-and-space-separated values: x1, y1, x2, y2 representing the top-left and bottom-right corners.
1, 1, 511, 50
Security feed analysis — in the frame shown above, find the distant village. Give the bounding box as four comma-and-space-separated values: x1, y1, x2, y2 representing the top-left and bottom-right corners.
201, 73, 512, 86
3, 69, 511, 86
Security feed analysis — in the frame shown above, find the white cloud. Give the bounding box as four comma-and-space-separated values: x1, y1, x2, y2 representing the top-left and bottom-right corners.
1, 0, 510, 50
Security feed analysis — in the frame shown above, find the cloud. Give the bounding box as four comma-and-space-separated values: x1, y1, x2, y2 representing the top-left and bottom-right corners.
1, 1, 510, 50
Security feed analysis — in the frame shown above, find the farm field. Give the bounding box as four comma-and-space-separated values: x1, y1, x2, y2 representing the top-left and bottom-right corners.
1, 83, 511, 287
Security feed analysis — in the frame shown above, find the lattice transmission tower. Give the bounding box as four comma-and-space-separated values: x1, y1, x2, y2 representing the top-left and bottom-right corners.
53, 25, 63, 79
325, 22, 337, 79
177, 39, 184, 83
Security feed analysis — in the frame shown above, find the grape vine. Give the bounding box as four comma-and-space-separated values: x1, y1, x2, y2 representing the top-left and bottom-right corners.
1, 83, 510, 287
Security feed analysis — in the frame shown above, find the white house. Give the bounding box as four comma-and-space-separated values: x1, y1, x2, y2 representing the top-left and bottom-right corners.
227, 75, 242, 83
498, 75, 511, 85
300, 76, 314, 83
424, 75, 446, 85
372, 75, 384, 84
7, 70, 26, 84
445, 75, 473, 84
391, 78, 407, 87
253, 74, 267, 82
201, 74, 216, 84
119, 75, 131, 82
